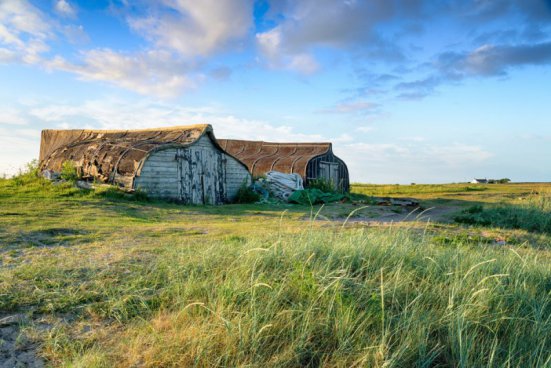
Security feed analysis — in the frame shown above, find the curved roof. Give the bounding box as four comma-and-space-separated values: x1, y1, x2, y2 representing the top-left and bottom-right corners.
217, 139, 332, 177
39, 124, 222, 187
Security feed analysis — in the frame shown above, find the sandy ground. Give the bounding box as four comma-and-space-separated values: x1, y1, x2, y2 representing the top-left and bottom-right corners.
313, 202, 463, 226
0, 314, 45, 368
347, 205, 462, 224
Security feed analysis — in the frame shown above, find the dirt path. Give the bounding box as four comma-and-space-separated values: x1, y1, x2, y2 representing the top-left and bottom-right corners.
343, 204, 463, 225
0, 314, 45, 368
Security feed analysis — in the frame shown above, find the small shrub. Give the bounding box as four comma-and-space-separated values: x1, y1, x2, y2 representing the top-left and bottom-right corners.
454, 205, 492, 225
94, 185, 149, 202
308, 178, 335, 193
60, 161, 80, 182
234, 182, 261, 203
465, 186, 488, 192
454, 195, 551, 234
133, 188, 149, 202
465, 205, 484, 214
12, 159, 40, 186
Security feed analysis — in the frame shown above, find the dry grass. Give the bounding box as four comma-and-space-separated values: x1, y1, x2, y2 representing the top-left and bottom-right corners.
1, 172, 550, 367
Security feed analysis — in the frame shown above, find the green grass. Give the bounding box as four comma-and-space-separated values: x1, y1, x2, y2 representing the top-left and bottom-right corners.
352, 183, 485, 195
1, 173, 550, 367
351, 182, 548, 201
454, 196, 551, 235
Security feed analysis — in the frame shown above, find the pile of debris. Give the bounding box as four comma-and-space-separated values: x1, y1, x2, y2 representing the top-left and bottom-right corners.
251, 171, 419, 207
253, 171, 304, 202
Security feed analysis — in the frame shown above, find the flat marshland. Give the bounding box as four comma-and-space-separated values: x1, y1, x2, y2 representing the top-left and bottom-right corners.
1, 171, 550, 367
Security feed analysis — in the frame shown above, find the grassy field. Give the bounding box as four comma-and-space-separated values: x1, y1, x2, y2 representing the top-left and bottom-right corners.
0, 172, 550, 367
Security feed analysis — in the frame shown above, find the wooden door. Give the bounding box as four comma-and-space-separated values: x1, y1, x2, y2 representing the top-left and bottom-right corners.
176, 145, 225, 204
176, 148, 191, 203
320, 161, 339, 190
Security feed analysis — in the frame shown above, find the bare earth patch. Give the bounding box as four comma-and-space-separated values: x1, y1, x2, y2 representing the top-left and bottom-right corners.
0, 314, 45, 368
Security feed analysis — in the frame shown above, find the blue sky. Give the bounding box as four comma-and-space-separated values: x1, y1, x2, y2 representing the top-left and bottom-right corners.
1, 0, 550, 183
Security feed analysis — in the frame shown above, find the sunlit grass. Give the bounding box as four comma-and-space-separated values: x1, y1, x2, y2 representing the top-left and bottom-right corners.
1, 170, 550, 367
4, 225, 549, 367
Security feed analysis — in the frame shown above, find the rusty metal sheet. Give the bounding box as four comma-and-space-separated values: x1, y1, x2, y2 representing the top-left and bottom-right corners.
40, 125, 218, 189
216, 139, 331, 178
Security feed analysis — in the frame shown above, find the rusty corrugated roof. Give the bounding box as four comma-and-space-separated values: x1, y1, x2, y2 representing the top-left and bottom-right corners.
217, 139, 332, 178
39, 125, 216, 188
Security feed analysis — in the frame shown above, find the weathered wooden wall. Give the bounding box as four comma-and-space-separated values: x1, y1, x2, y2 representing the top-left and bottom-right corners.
133, 135, 250, 204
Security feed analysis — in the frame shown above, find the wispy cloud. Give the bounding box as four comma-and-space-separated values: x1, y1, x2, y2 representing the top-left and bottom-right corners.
0, 0, 52, 64
1, 97, 333, 175
320, 100, 379, 114
337, 141, 494, 183
1, 0, 551, 106
54, 0, 77, 19
127, 0, 254, 57
0, 0, 251, 98
438, 42, 551, 77
255, 0, 420, 73
0, 109, 28, 125
394, 41, 551, 100
48, 49, 201, 98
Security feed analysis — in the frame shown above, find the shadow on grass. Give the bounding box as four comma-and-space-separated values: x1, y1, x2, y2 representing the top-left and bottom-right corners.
16, 228, 93, 248
92, 187, 551, 237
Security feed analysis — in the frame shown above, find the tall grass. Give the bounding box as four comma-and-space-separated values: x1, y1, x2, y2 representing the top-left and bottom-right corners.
351, 183, 488, 196
455, 192, 551, 234
19, 226, 548, 367
1, 171, 550, 367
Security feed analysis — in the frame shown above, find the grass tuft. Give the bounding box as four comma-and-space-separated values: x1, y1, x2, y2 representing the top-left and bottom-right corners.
1, 175, 550, 367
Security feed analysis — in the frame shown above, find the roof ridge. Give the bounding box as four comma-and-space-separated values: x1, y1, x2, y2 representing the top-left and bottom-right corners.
42, 124, 211, 134
219, 139, 331, 146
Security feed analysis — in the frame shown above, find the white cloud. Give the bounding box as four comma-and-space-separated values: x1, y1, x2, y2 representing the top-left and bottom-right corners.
255, 0, 412, 73
398, 136, 426, 142
63, 25, 89, 44
256, 28, 319, 74
287, 53, 319, 74
345, 142, 492, 166
322, 100, 379, 114
0, 127, 38, 176
128, 0, 254, 57
356, 126, 375, 133
3, 97, 498, 183
26, 98, 325, 143
2, 97, 330, 176
0, 109, 28, 125
0, 1, 204, 98
55, 0, 77, 19
0, 47, 17, 62
333, 133, 354, 143
48, 50, 200, 98
0, 0, 52, 64
336, 141, 494, 183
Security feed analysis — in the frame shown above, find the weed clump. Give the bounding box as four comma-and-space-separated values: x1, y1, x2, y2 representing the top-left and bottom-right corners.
59, 161, 80, 182
12, 159, 40, 186
455, 195, 551, 234
234, 182, 261, 203
308, 178, 336, 193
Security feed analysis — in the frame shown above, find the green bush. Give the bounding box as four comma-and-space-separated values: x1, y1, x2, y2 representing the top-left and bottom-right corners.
234, 182, 261, 203
12, 159, 40, 186
60, 161, 80, 182
307, 178, 335, 193
455, 195, 551, 234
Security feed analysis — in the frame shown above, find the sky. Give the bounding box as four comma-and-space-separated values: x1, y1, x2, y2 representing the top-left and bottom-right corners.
1, 0, 550, 183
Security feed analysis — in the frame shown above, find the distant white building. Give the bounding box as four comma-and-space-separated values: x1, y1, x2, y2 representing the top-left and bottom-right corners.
471, 178, 488, 184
